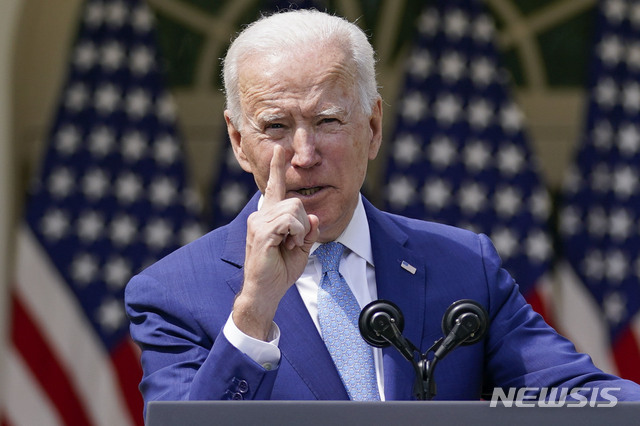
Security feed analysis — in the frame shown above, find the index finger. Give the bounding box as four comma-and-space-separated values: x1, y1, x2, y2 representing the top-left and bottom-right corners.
264, 145, 286, 204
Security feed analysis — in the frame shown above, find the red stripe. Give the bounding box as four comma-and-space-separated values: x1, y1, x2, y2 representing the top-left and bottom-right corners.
10, 292, 93, 425
111, 337, 144, 426
525, 286, 554, 328
612, 325, 640, 383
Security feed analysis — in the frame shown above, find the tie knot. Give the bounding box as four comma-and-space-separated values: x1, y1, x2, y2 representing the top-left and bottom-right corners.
315, 242, 345, 273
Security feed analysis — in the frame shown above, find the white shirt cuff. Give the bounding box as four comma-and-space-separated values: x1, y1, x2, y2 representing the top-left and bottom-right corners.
223, 312, 281, 371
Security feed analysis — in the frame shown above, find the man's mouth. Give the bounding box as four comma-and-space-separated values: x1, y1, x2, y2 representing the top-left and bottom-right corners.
295, 187, 322, 196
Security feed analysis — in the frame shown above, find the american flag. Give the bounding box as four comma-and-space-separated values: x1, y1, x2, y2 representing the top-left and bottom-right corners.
559, 0, 640, 383
3, 0, 203, 424
382, 0, 555, 320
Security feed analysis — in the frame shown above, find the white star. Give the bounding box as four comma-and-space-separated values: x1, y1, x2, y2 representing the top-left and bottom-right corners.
115, 172, 143, 204
154, 135, 180, 166
525, 230, 552, 263
125, 89, 151, 119
121, 130, 148, 161
433, 94, 462, 126
144, 218, 173, 251
219, 182, 250, 215
472, 14, 494, 43
613, 166, 638, 198
427, 135, 457, 168
74, 41, 97, 70
606, 250, 629, 283
392, 134, 422, 166
497, 145, 524, 177
440, 51, 466, 82
627, 41, 640, 71
593, 78, 618, 109
100, 40, 125, 71
400, 91, 428, 123
82, 168, 110, 200
458, 182, 487, 214
444, 9, 468, 40
65, 83, 89, 112
422, 178, 451, 211
149, 177, 178, 207
157, 94, 177, 122
582, 249, 605, 280
632, 2, 640, 28
598, 34, 625, 67
618, 122, 640, 156
587, 206, 608, 237
603, 0, 627, 25
417, 9, 439, 37
179, 222, 205, 246
84, 1, 105, 28
40, 209, 70, 241
500, 103, 524, 133
559, 205, 582, 236
55, 125, 81, 156
491, 227, 518, 259
132, 4, 154, 33
529, 187, 551, 221
591, 163, 610, 193
94, 84, 121, 115
110, 214, 138, 246
130, 45, 155, 75
470, 57, 495, 87
70, 253, 99, 286
48, 167, 75, 199
604, 291, 627, 325
89, 126, 115, 157
386, 176, 416, 209
609, 208, 634, 242
592, 120, 613, 151
96, 297, 127, 333
562, 165, 583, 194
407, 49, 432, 80
622, 81, 640, 112
105, 0, 128, 27
494, 186, 522, 218
467, 98, 493, 129
463, 139, 491, 172
104, 256, 132, 290
77, 210, 104, 242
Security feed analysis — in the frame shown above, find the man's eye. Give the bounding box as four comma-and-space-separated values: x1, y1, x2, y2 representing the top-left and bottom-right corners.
319, 118, 339, 125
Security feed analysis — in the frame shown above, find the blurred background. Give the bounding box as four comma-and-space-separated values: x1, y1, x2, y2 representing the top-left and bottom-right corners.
2, 0, 639, 424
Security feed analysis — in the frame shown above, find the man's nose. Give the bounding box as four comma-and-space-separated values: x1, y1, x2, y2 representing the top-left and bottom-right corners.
290, 127, 320, 168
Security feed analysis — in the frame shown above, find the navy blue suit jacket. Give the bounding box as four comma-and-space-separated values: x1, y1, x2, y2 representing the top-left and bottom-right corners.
125, 193, 640, 407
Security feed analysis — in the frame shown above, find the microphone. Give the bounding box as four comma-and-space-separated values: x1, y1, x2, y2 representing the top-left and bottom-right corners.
359, 300, 416, 361
434, 299, 489, 360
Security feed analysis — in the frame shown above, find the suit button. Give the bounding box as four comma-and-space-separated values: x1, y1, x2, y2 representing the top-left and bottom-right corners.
232, 392, 243, 400
237, 380, 249, 394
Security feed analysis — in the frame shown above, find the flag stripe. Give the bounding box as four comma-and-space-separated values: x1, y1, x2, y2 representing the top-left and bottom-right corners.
11, 293, 92, 425
613, 324, 640, 384
111, 338, 144, 426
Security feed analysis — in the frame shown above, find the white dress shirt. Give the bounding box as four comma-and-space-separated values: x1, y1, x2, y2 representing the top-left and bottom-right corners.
223, 194, 385, 398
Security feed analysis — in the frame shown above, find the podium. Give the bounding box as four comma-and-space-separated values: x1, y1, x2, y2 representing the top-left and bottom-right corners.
146, 400, 640, 425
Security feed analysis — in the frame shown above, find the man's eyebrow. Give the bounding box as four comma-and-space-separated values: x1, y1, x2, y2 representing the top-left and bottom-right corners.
317, 106, 347, 117
256, 112, 286, 123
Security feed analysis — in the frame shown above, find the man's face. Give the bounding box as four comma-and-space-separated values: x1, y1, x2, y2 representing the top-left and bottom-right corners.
226, 43, 382, 242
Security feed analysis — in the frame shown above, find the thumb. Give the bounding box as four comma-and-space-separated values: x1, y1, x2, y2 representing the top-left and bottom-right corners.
303, 214, 320, 251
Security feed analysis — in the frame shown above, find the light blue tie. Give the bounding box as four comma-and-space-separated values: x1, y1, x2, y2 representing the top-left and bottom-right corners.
315, 242, 380, 401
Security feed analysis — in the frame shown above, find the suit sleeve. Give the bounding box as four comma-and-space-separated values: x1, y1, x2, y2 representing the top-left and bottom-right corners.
478, 234, 640, 400
124, 272, 279, 412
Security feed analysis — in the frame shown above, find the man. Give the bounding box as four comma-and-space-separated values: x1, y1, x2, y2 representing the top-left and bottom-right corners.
125, 9, 640, 410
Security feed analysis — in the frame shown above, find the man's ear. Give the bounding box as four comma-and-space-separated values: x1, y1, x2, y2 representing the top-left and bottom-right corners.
224, 110, 252, 173
368, 97, 383, 160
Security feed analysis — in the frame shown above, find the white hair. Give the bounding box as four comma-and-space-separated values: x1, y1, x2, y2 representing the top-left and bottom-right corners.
222, 9, 379, 129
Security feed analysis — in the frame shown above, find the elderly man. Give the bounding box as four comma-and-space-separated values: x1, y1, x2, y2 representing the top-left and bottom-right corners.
125, 9, 640, 410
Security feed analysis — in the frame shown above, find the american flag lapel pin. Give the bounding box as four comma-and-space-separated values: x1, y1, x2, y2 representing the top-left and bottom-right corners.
401, 260, 417, 275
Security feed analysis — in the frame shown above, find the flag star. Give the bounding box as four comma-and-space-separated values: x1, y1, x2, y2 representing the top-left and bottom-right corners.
439, 51, 466, 82
100, 40, 126, 71
65, 83, 89, 112
130, 45, 155, 75
582, 250, 605, 280
89, 126, 116, 157
94, 83, 121, 114
427, 135, 457, 168
618, 122, 640, 156
632, 2, 640, 27
40, 209, 71, 241
84, 1, 105, 28
597, 34, 625, 67
96, 298, 127, 333
392, 134, 422, 166
500, 103, 524, 133
110, 214, 138, 246
400, 91, 428, 123
458, 182, 487, 214
144, 218, 173, 251
55, 125, 81, 155
491, 227, 519, 259
444, 9, 468, 39
463, 140, 491, 172
562, 166, 583, 194
467, 98, 493, 129
48, 167, 75, 199
77, 210, 104, 242
627, 41, 640, 71
70, 253, 100, 286
559, 205, 583, 236
121, 130, 148, 161
417, 9, 439, 37
603, 291, 627, 325
613, 166, 638, 198
407, 49, 432, 80
587, 207, 608, 237
132, 4, 154, 33
592, 120, 614, 151
82, 168, 110, 200
125, 89, 151, 119
115, 172, 143, 204
606, 250, 629, 282
74, 41, 98, 70
104, 256, 131, 290
105, 0, 128, 27
591, 163, 610, 192
472, 14, 494, 43
433, 94, 462, 125
179, 222, 205, 246
219, 182, 250, 215
494, 186, 522, 218
497, 145, 525, 177
422, 178, 451, 211
593, 78, 618, 109
603, 0, 627, 24
622, 82, 640, 113
149, 177, 178, 207
470, 57, 495, 87
525, 230, 552, 263
154, 135, 180, 166
157, 94, 177, 122
182, 188, 202, 212
386, 176, 416, 209
529, 188, 551, 220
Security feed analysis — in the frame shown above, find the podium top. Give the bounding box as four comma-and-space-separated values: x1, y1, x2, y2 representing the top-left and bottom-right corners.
146, 400, 640, 426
